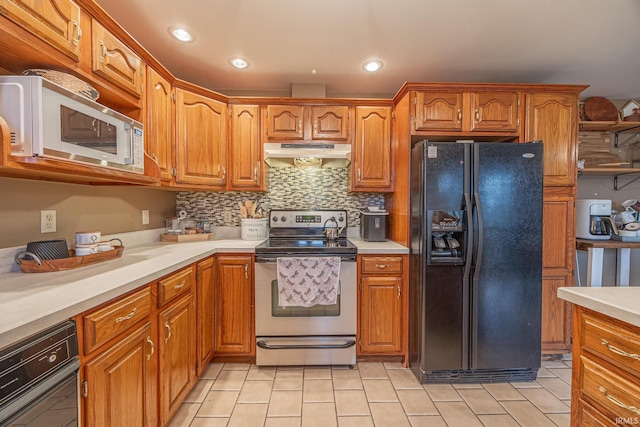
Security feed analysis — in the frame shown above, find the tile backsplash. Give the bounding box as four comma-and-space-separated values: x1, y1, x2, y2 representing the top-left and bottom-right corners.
176, 167, 385, 227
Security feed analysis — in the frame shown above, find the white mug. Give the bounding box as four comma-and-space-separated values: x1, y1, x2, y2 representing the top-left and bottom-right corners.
96, 242, 113, 252
620, 211, 637, 225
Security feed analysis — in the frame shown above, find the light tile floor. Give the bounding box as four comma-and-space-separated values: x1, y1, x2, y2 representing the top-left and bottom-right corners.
169, 359, 572, 427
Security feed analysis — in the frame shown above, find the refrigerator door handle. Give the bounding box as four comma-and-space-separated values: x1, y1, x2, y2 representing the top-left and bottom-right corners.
472, 191, 484, 275
463, 192, 474, 277
462, 191, 473, 368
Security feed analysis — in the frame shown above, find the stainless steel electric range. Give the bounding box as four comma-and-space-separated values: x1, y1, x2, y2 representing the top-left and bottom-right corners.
254, 209, 357, 366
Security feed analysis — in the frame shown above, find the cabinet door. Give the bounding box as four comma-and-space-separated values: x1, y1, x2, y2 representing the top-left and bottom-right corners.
352, 106, 392, 191
264, 105, 304, 140
159, 294, 196, 425
229, 104, 261, 190
215, 255, 253, 355
541, 277, 572, 353
310, 106, 350, 141
359, 276, 402, 354
413, 92, 463, 132
543, 194, 575, 275
541, 192, 574, 353
146, 68, 173, 183
526, 93, 578, 186
196, 257, 215, 374
470, 92, 520, 132
84, 322, 157, 427
0, 0, 81, 61
92, 20, 143, 98
175, 88, 227, 188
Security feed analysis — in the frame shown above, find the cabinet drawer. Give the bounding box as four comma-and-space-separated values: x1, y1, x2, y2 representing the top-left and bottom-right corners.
582, 311, 640, 373
578, 398, 617, 427
360, 256, 403, 275
158, 266, 195, 306
83, 286, 151, 354
580, 356, 640, 422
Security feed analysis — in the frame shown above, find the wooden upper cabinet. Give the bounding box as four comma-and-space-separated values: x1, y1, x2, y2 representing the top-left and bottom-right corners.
0, 0, 82, 61
230, 104, 262, 190
264, 105, 304, 140
174, 88, 227, 188
91, 19, 143, 98
413, 90, 521, 134
310, 106, 350, 141
263, 105, 351, 142
470, 92, 520, 132
525, 93, 578, 186
146, 68, 173, 183
414, 91, 463, 132
352, 106, 392, 191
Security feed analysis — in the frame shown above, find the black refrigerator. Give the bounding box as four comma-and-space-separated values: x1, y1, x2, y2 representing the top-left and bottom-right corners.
409, 140, 543, 383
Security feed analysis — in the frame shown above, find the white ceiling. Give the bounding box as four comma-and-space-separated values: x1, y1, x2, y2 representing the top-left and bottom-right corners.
95, 0, 640, 100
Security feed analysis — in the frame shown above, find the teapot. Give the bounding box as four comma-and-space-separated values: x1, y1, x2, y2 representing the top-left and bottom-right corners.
323, 217, 345, 241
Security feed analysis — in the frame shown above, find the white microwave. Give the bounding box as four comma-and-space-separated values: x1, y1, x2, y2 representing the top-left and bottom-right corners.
0, 75, 144, 173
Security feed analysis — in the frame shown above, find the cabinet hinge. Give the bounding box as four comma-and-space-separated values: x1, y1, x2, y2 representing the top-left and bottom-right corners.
171, 92, 176, 102
391, 110, 395, 119
413, 96, 417, 105
265, 110, 268, 117
358, 281, 362, 291
517, 98, 521, 107
172, 168, 177, 177
196, 271, 199, 281
81, 380, 88, 398
140, 83, 144, 93
516, 118, 520, 127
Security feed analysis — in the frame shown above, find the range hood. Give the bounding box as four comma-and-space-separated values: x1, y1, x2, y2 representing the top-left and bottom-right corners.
264, 143, 351, 168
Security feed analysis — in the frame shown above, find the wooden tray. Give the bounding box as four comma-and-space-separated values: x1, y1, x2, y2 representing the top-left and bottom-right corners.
160, 233, 214, 242
17, 246, 124, 273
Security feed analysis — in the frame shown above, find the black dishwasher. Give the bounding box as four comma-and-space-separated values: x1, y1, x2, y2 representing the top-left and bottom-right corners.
0, 321, 79, 426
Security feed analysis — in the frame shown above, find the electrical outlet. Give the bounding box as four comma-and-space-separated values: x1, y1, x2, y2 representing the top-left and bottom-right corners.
223, 211, 232, 223
41, 210, 56, 233
142, 209, 150, 225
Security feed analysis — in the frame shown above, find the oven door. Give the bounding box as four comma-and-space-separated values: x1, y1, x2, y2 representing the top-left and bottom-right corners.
254, 258, 356, 366
0, 359, 79, 426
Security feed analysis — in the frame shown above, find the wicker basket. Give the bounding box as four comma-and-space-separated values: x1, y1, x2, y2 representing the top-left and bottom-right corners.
22, 69, 100, 101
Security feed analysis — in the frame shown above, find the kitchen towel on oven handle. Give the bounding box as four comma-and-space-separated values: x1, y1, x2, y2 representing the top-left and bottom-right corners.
276, 257, 341, 307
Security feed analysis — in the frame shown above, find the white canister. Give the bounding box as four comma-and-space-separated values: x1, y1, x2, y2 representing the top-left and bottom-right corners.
75, 244, 98, 256
241, 218, 268, 241
76, 230, 101, 245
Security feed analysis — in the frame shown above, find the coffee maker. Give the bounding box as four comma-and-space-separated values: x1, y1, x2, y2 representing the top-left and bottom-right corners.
576, 199, 613, 240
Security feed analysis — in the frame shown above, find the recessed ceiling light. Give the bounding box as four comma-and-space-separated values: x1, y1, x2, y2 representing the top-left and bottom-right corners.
168, 26, 195, 43
229, 57, 250, 69
362, 60, 383, 72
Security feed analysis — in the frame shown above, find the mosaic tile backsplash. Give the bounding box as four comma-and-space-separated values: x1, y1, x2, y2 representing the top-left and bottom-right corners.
176, 167, 385, 227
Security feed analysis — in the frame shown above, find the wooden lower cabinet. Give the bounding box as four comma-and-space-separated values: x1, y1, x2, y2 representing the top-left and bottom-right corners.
158, 293, 196, 425
196, 256, 215, 374
358, 255, 407, 357
84, 321, 157, 427
215, 255, 254, 356
571, 307, 640, 426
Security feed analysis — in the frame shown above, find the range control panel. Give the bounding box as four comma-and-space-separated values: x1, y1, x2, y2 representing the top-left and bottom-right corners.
268, 210, 347, 228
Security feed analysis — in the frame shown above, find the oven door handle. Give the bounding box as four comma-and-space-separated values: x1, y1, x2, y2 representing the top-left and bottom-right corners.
255, 256, 357, 263
256, 340, 356, 350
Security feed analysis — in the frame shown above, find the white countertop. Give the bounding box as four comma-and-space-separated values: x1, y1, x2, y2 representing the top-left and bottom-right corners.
348, 238, 410, 254
0, 239, 262, 350
557, 286, 640, 328
0, 237, 409, 350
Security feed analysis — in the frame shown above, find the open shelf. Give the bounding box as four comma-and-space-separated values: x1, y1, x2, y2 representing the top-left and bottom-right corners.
579, 121, 640, 132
